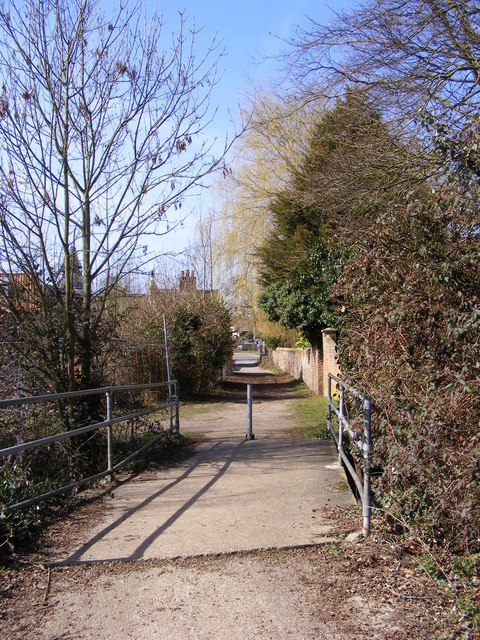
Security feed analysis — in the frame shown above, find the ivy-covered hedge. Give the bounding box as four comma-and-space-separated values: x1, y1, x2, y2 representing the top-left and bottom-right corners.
335, 187, 480, 553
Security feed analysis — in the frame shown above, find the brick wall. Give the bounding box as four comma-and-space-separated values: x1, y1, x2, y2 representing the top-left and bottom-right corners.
271, 329, 339, 396
321, 328, 340, 397
271, 345, 323, 395
301, 346, 323, 395
271, 348, 304, 380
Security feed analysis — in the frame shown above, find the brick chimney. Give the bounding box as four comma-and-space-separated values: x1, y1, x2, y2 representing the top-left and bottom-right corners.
179, 269, 197, 292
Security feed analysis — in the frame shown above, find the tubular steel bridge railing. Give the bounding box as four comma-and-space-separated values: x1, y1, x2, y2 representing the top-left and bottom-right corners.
0, 381, 179, 512
327, 373, 372, 537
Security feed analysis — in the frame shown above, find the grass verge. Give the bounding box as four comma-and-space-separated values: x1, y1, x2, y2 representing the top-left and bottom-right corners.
288, 392, 331, 439
179, 401, 221, 419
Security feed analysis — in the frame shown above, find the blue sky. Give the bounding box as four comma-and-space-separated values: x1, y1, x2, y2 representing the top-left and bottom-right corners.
154, 0, 355, 258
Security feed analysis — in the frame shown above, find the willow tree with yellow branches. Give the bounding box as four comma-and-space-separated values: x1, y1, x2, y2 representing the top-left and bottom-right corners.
214, 89, 323, 342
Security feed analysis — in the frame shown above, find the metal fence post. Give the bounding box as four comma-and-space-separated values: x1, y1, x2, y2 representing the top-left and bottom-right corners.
163, 314, 174, 431
327, 374, 332, 435
174, 381, 179, 433
0, 380, 180, 512
246, 384, 254, 440
363, 394, 372, 537
338, 385, 344, 466
106, 389, 112, 476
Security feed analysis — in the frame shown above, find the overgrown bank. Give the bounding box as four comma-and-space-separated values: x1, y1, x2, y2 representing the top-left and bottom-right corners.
256, 92, 479, 558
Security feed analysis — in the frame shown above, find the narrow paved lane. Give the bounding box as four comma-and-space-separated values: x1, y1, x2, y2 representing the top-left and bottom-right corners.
55, 355, 355, 564
3, 357, 448, 640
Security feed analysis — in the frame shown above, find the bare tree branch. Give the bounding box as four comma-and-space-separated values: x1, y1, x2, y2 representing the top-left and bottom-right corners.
0, 0, 229, 392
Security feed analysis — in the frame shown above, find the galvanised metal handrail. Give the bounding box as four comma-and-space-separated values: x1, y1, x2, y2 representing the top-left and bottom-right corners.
0, 381, 179, 512
327, 373, 371, 537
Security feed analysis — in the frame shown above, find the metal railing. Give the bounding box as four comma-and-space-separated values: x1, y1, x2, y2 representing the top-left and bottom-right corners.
327, 373, 371, 537
0, 381, 179, 512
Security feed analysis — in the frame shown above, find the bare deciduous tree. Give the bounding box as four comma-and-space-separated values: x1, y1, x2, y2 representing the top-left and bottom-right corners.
0, 0, 227, 393
288, 0, 480, 134
183, 209, 220, 294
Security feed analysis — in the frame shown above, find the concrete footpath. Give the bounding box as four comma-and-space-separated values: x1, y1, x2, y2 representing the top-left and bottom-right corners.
58, 354, 357, 564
